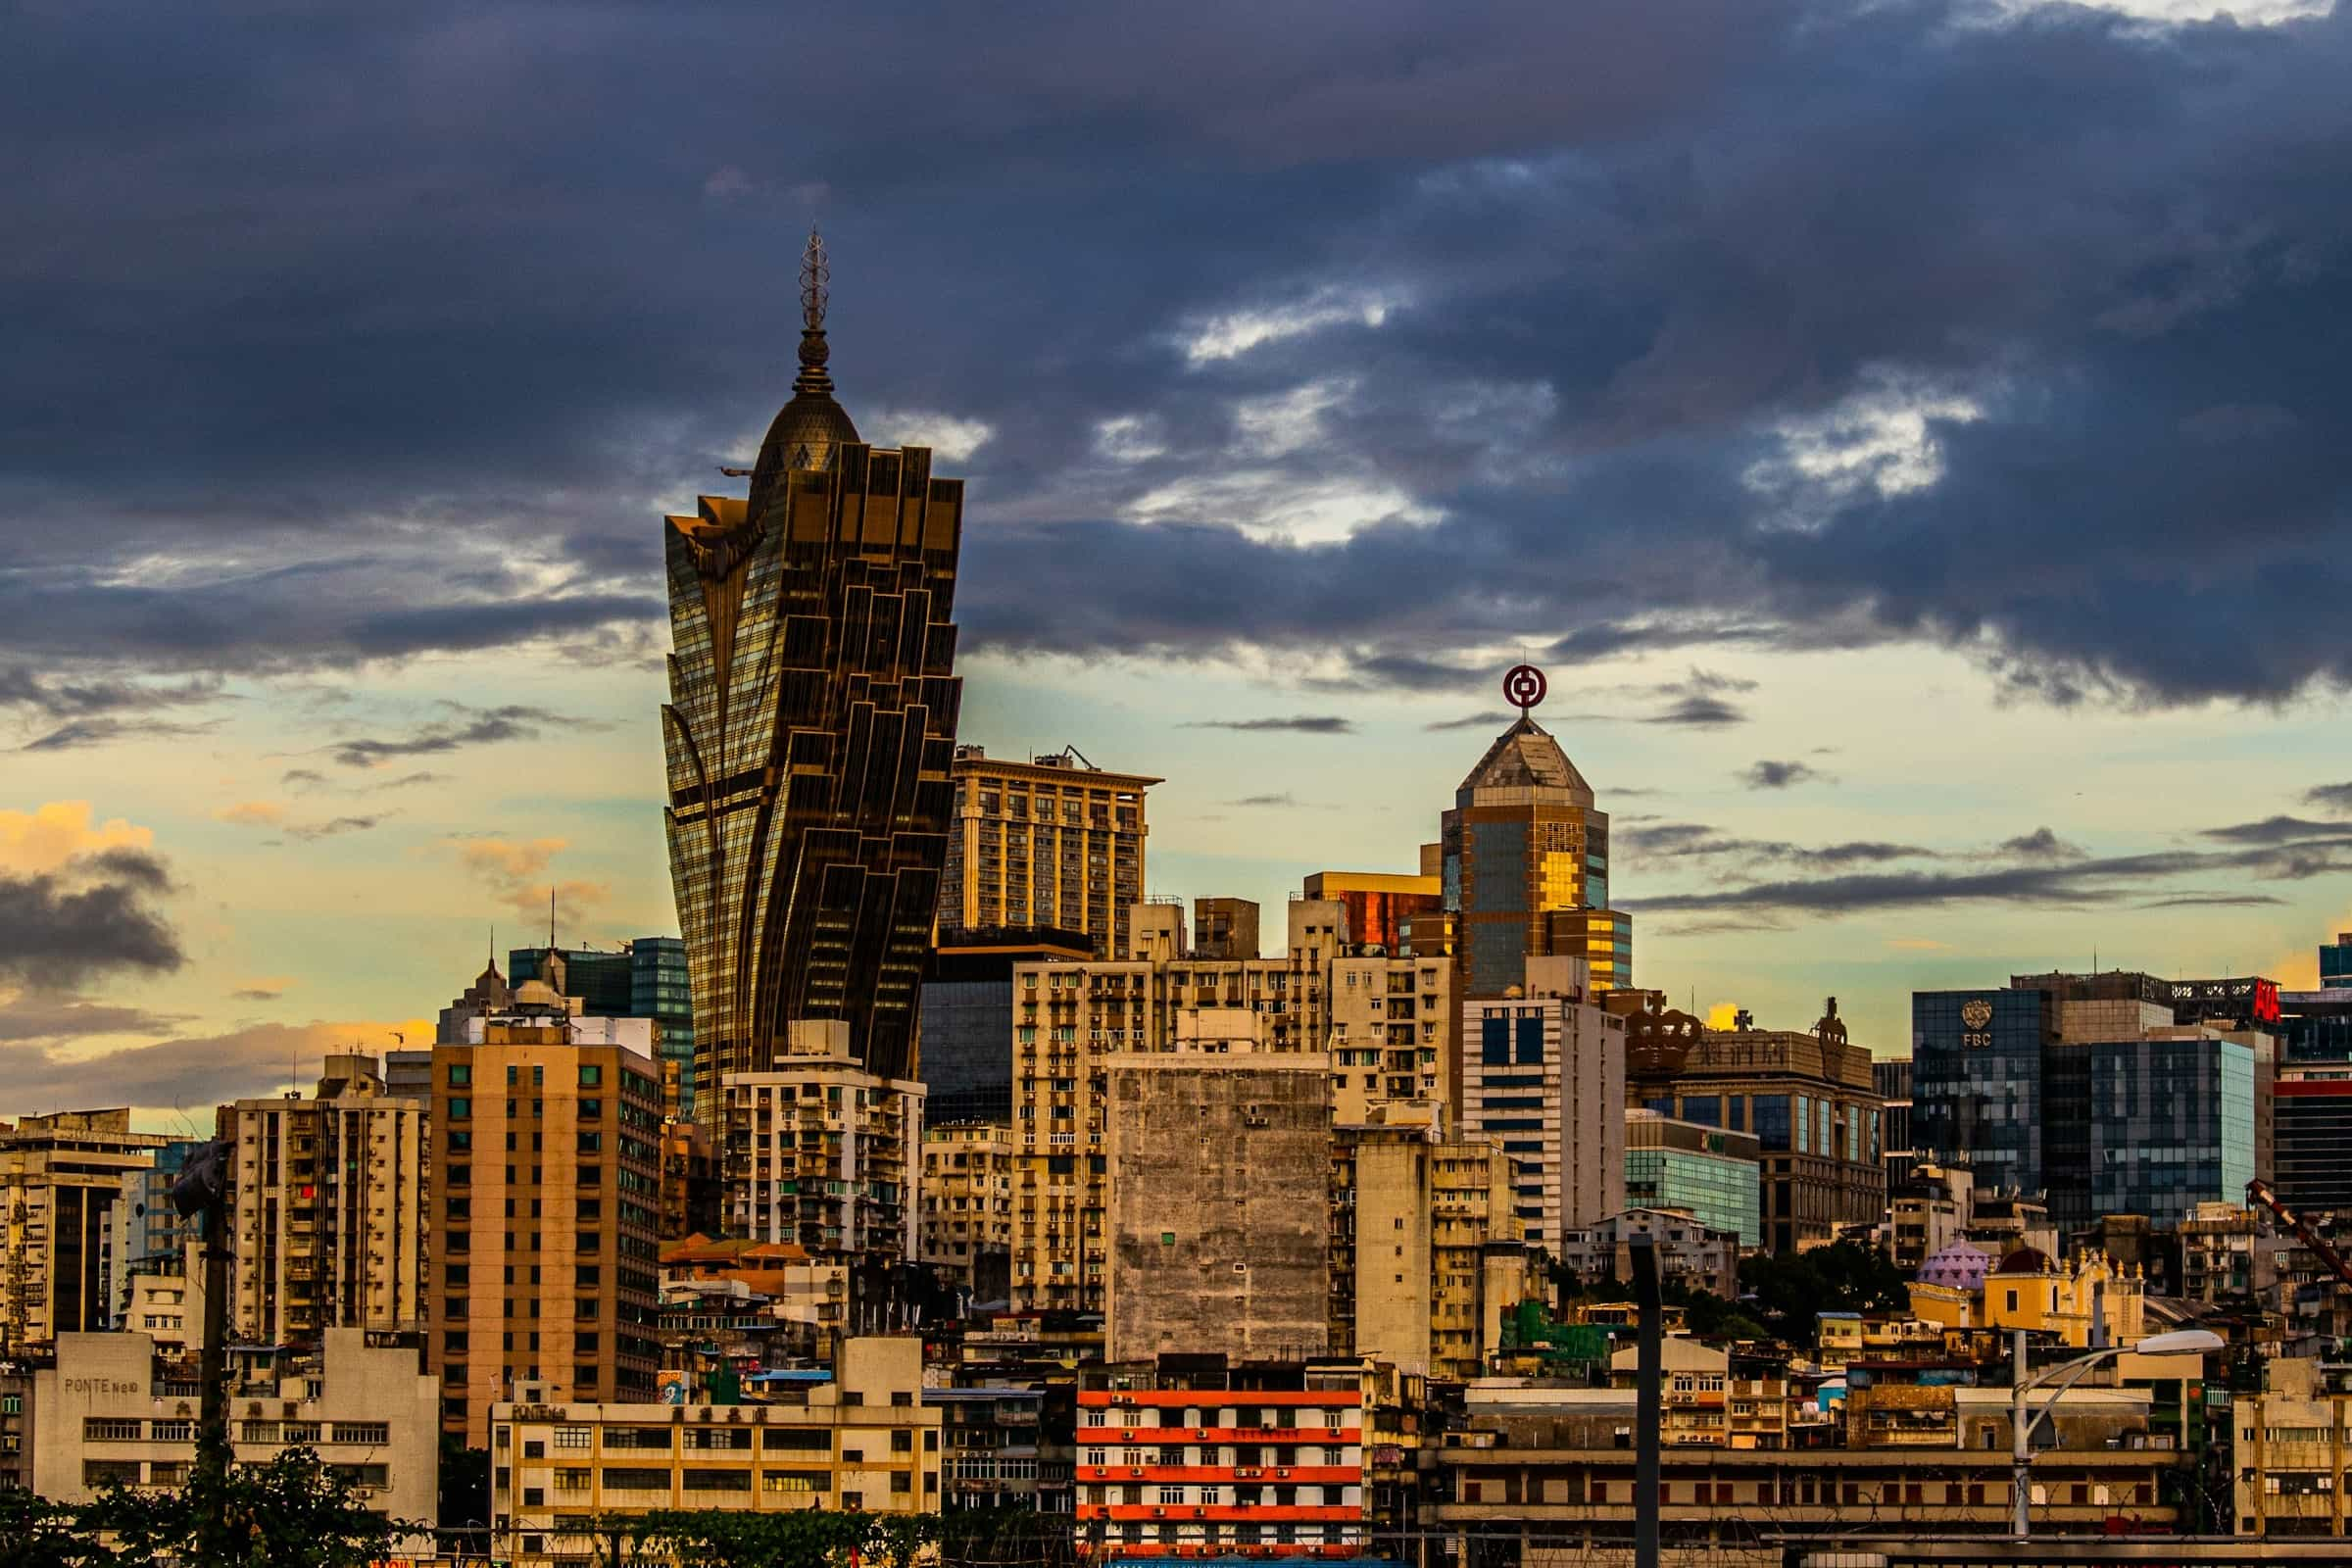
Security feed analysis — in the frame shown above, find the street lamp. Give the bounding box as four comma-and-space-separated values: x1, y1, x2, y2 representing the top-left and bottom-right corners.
2009, 1327, 2224, 1540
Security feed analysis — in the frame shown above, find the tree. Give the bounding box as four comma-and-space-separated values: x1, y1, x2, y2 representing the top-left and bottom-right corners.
0, 1489, 102, 1568
1739, 1242, 1910, 1347
82, 1447, 407, 1568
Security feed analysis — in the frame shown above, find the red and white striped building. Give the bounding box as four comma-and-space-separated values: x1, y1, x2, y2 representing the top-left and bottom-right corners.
1076, 1359, 1372, 1561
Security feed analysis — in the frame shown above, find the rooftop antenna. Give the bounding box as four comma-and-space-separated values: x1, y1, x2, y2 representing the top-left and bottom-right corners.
549, 885, 557, 951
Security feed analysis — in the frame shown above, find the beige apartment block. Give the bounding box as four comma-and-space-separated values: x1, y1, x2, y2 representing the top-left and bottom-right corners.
222, 1054, 428, 1350
1009, 899, 1344, 1313
1330, 1114, 1531, 1381
2234, 1356, 2352, 1538
122, 1242, 206, 1357
919, 1121, 1013, 1289
31, 1328, 437, 1551
0, 1110, 166, 1353
490, 1335, 941, 1567
1330, 951, 1453, 1123
939, 745, 1160, 958
721, 1021, 923, 1262
1103, 1047, 1331, 1363
429, 1020, 666, 1444
1460, 957, 1627, 1253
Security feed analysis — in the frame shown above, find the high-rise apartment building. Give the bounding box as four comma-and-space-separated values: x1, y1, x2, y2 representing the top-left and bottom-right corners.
0, 1110, 165, 1352
222, 1054, 428, 1349
1629, 997, 1883, 1253
1329, 948, 1453, 1123
1460, 957, 1627, 1250
108, 1138, 205, 1321
663, 237, 964, 1090
719, 1020, 923, 1261
1008, 899, 1343, 1313
939, 745, 1158, 960
1103, 1047, 1331, 1364
1329, 1114, 1533, 1381
428, 1012, 665, 1442
919, 1121, 1014, 1296
1444, 711, 1631, 999
936, 747, 1156, 963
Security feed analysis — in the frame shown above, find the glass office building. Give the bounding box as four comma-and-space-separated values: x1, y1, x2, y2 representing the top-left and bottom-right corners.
1912, 988, 2065, 1215
1624, 1114, 1762, 1246
2088, 1035, 2256, 1225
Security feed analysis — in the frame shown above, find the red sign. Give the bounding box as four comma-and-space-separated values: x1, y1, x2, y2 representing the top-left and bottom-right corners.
2255, 978, 2281, 1024
1503, 663, 1547, 712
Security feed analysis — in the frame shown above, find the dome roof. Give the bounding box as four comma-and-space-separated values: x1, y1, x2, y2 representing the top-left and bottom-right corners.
1994, 1246, 2053, 1276
1916, 1242, 1995, 1290
745, 228, 861, 522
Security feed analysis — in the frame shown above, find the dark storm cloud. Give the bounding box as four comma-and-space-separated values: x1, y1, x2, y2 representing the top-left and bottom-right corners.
4, 0, 2352, 710
1627, 831, 2352, 919
0, 851, 181, 989
327, 705, 578, 767
1996, 827, 2087, 862
2304, 782, 2352, 815
2137, 894, 2286, 909
1186, 716, 1355, 735
1621, 821, 1935, 870
0, 667, 224, 717
2203, 814, 2345, 846
1424, 711, 1514, 731
21, 717, 217, 752
1741, 760, 1826, 790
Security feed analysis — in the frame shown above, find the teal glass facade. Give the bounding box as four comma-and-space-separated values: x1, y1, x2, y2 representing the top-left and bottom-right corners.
1624, 1146, 1761, 1246
2089, 1036, 2255, 1225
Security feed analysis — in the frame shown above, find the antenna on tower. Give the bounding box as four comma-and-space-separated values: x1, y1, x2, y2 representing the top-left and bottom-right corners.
549, 885, 558, 951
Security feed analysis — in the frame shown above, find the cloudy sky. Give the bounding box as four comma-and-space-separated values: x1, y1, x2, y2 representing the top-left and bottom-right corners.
8, 0, 2352, 1128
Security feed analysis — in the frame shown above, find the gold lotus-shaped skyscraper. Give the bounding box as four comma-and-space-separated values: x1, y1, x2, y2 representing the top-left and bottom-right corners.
662, 234, 964, 1102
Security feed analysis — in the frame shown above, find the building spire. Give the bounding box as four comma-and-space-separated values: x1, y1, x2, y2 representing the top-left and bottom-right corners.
794, 227, 833, 397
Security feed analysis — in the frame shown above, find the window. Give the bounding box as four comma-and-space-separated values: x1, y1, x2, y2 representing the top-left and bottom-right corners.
580, 1065, 603, 1088
83, 1419, 142, 1443
448, 1097, 471, 1121
601, 1467, 669, 1491
683, 1469, 752, 1493
332, 1423, 391, 1446
555, 1427, 592, 1449
448, 1064, 471, 1087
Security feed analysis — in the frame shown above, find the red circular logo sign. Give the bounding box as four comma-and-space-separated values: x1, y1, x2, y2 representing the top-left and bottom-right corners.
1503, 663, 1547, 710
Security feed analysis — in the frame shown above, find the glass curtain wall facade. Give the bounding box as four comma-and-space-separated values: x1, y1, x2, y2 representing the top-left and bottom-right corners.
662, 268, 964, 1089
2089, 1037, 2256, 1224
1444, 716, 1631, 998
1912, 989, 2065, 1216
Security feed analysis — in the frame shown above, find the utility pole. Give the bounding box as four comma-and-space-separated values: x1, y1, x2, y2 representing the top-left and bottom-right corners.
1630, 1231, 1661, 1568
172, 1137, 235, 1557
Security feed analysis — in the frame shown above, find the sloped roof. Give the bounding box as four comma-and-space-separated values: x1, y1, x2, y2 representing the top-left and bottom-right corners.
1457, 715, 1592, 800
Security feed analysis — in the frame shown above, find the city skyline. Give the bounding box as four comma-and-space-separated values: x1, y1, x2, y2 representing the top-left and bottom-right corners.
10, 0, 2352, 1127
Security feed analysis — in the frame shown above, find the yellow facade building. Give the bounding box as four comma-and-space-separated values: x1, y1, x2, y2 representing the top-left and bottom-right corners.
0, 1110, 166, 1353
490, 1336, 941, 1568
1908, 1247, 2148, 1348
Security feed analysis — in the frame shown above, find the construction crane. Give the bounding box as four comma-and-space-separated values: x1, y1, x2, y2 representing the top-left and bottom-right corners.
2246, 1178, 2352, 1294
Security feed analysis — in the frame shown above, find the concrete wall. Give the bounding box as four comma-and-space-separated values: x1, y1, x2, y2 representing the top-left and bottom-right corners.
1105, 1057, 1330, 1362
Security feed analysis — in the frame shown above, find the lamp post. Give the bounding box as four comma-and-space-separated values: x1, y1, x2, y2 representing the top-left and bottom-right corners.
2009, 1327, 2224, 1541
